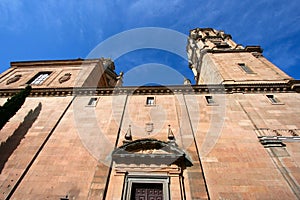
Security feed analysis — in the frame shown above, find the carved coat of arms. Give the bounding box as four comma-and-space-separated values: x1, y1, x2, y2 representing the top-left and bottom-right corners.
6, 75, 22, 85
145, 123, 154, 135
59, 73, 71, 83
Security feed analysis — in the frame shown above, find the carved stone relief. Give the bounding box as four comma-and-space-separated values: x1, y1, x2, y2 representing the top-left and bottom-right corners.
145, 123, 154, 135
6, 75, 22, 85
58, 73, 71, 83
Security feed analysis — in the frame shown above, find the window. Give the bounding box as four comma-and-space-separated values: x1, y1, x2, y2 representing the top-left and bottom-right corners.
87, 97, 98, 106
238, 63, 254, 74
27, 72, 52, 85
267, 95, 279, 104
146, 97, 155, 105
205, 95, 216, 105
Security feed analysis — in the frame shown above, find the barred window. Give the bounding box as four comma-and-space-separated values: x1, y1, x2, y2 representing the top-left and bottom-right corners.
28, 72, 52, 85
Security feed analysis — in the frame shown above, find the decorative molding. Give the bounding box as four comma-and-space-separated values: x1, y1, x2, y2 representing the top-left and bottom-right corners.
259, 138, 286, 147
0, 81, 299, 97
10, 58, 102, 68
112, 138, 192, 166
204, 48, 264, 54
255, 128, 300, 148
255, 128, 300, 137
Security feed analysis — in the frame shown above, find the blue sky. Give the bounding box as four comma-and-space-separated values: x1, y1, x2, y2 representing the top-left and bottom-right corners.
0, 0, 299, 85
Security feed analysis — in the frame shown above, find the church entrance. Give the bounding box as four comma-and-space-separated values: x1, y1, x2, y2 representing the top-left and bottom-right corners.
131, 183, 163, 200
112, 138, 192, 199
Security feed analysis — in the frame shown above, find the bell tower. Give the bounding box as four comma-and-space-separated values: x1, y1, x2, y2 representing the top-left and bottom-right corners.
187, 28, 292, 84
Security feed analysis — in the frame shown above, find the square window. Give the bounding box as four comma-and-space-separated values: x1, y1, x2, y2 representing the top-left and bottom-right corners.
27, 72, 52, 85
87, 97, 98, 106
205, 96, 217, 105
146, 97, 155, 105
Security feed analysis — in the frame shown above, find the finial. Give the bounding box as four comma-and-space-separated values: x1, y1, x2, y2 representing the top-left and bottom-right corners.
116, 71, 124, 87
183, 77, 191, 85
168, 125, 175, 141
125, 125, 132, 141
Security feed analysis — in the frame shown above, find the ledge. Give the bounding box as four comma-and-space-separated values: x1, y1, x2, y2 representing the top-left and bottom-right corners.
0, 81, 299, 97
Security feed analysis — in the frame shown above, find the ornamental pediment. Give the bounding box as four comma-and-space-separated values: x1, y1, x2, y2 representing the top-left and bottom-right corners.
112, 138, 192, 166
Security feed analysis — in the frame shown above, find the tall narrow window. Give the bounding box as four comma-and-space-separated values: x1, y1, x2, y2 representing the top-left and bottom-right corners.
27, 72, 52, 85
146, 97, 155, 105
266, 95, 278, 104
238, 63, 254, 74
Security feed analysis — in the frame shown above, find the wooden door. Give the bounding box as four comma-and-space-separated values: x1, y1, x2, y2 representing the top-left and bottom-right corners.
131, 183, 163, 200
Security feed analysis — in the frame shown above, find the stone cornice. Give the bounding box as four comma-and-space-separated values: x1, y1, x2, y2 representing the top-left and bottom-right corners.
0, 81, 299, 97
206, 47, 263, 54
10, 58, 101, 68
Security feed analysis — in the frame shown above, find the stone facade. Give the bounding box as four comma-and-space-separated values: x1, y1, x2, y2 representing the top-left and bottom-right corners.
0, 58, 117, 90
0, 28, 300, 199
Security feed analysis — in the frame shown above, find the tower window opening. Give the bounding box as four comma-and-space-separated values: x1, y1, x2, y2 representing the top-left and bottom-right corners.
238, 63, 254, 74
215, 41, 230, 48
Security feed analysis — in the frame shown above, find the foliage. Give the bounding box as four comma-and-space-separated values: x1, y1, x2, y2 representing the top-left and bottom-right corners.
0, 85, 32, 130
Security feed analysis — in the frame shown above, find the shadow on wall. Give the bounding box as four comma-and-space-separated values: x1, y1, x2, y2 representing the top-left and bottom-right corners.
0, 102, 42, 174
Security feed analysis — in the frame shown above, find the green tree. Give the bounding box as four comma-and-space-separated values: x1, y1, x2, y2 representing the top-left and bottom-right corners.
0, 85, 32, 130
